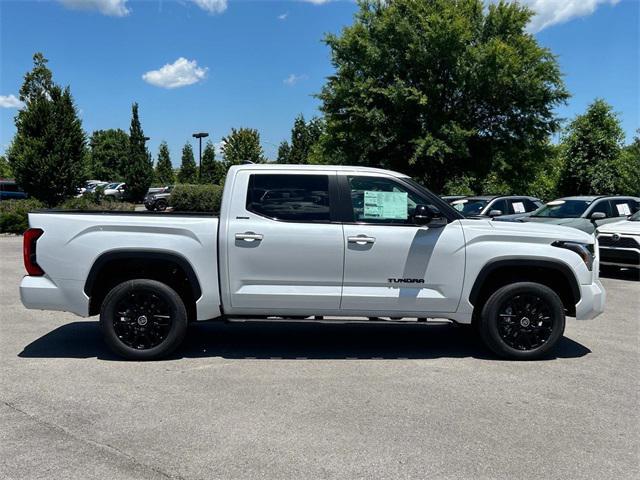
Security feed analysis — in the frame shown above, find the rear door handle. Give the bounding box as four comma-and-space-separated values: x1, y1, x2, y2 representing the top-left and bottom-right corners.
235, 232, 263, 242
347, 235, 376, 245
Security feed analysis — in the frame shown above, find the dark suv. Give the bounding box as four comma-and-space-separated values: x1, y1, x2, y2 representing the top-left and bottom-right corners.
144, 186, 173, 211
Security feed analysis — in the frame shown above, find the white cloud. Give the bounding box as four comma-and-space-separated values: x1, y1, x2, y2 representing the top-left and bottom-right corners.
278, 12, 289, 20
515, 0, 621, 32
0, 95, 24, 109
58, 0, 130, 17
283, 74, 308, 86
142, 58, 208, 89
303, 0, 333, 4
191, 0, 228, 14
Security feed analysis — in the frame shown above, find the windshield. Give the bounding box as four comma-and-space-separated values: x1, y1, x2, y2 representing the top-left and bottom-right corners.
630, 210, 640, 221
452, 199, 489, 216
532, 200, 591, 218
106, 183, 120, 189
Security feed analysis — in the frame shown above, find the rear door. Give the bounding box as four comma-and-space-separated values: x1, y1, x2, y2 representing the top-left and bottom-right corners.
224, 170, 344, 314
339, 174, 466, 314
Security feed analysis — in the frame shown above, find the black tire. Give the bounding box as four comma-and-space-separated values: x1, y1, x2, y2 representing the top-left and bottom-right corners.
99, 279, 188, 360
478, 282, 565, 360
156, 199, 168, 211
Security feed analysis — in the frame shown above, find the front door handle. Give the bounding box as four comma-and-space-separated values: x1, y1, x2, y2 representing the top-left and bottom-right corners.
235, 232, 263, 242
347, 235, 376, 245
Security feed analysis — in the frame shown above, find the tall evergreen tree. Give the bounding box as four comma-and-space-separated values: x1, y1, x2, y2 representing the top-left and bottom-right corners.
7, 53, 86, 206
123, 103, 153, 202
221, 128, 265, 168
155, 141, 175, 185
277, 140, 291, 164
178, 143, 197, 183
558, 99, 625, 195
199, 141, 222, 184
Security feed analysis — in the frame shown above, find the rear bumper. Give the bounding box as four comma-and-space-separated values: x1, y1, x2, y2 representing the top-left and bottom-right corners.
20, 275, 89, 317
575, 279, 606, 320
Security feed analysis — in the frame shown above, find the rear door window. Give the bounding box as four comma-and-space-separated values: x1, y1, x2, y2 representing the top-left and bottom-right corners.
246, 174, 331, 222
611, 199, 633, 217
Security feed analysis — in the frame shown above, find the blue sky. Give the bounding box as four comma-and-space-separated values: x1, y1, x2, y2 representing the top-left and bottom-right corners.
1, 0, 638, 165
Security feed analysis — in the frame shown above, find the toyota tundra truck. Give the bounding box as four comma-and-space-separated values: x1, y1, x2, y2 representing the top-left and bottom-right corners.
20, 165, 605, 360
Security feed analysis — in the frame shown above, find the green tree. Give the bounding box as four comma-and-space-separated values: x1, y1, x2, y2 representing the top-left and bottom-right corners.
178, 143, 197, 183
277, 141, 291, 164
122, 103, 153, 202
558, 99, 625, 196
155, 141, 175, 185
221, 128, 265, 168
0, 155, 12, 178
288, 115, 323, 164
7, 53, 86, 206
88, 129, 129, 180
615, 130, 640, 196
317, 0, 568, 192
199, 141, 224, 184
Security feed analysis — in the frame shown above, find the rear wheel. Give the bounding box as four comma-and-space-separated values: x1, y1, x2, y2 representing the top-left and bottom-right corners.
99, 279, 187, 360
478, 282, 565, 360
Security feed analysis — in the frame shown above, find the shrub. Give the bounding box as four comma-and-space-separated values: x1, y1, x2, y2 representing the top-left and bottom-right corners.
0, 199, 45, 234
57, 195, 135, 211
169, 184, 223, 212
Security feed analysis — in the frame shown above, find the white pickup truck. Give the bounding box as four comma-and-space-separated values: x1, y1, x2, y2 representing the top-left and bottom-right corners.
20, 165, 605, 360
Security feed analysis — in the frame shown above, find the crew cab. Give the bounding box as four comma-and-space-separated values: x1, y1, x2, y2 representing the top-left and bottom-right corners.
20, 165, 605, 360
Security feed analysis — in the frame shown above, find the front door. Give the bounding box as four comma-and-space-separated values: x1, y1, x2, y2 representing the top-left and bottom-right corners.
225, 170, 344, 314
340, 174, 466, 314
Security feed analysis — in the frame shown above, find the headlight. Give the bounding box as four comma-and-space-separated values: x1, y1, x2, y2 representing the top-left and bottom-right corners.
552, 241, 594, 271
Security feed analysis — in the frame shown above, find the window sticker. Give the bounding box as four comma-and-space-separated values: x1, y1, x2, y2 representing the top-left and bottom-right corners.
512, 202, 525, 213
363, 191, 408, 219
616, 203, 631, 216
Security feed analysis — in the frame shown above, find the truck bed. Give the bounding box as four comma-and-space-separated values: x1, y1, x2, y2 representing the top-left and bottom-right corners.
20, 211, 221, 320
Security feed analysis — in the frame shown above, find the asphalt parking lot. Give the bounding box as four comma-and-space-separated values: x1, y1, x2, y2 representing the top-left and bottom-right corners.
1, 235, 638, 480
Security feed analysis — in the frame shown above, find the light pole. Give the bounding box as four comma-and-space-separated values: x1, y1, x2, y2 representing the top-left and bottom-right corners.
192, 132, 209, 178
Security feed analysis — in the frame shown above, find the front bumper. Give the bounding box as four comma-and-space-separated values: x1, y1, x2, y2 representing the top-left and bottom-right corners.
575, 279, 606, 320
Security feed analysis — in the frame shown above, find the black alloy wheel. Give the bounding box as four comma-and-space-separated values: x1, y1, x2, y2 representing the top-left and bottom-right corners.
478, 282, 565, 360
100, 279, 187, 360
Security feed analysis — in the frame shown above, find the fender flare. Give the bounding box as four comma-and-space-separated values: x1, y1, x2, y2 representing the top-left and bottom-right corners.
83, 250, 202, 300
468, 259, 581, 306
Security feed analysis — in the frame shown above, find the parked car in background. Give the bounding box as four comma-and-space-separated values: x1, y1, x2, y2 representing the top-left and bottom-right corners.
144, 186, 173, 211
596, 209, 640, 273
451, 195, 542, 218
520, 196, 640, 234
441, 195, 467, 204
77, 180, 107, 197
0, 179, 27, 200
103, 182, 126, 199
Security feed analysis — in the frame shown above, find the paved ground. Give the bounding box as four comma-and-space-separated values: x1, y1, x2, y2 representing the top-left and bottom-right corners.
1, 235, 638, 480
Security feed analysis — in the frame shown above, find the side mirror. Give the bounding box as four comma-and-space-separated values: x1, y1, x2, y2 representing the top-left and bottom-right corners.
488, 209, 503, 218
413, 205, 446, 228
590, 212, 606, 222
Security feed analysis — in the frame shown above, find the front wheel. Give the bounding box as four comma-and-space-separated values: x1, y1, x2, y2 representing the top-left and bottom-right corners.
478, 282, 565, 360
99, 279, 188, 360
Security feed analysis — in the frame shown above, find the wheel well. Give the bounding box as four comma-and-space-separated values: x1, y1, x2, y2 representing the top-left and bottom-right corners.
85, 252, 201, 319
469, 262, 580, 318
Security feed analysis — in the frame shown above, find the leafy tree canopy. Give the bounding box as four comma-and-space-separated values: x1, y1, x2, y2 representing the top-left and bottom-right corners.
222, 128, 265, 168
317, 0, 569, 192
558, 99, 625, 195
88, 129, 129, 181
0, 155, 12, 178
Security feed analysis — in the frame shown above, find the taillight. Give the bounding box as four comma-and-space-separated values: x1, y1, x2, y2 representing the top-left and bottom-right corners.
23, 228, 44, 276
